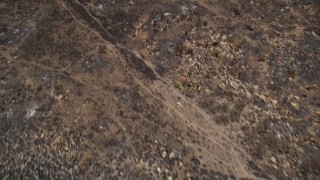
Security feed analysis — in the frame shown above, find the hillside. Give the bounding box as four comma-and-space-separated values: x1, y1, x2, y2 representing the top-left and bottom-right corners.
0, 0, 319, 179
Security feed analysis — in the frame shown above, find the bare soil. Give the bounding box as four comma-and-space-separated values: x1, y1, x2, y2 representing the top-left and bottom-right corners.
0, 0, 319, 179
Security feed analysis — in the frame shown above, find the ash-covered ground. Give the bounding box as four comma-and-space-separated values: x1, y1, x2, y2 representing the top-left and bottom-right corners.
0, 0, 319, 179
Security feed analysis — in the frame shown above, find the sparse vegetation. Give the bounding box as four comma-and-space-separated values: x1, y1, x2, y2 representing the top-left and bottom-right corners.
0, 0, 319, 179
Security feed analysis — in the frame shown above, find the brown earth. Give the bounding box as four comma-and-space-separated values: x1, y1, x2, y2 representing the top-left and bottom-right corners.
0, 0, 319, 179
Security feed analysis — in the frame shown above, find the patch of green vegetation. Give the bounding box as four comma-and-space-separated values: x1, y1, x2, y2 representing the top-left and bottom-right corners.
174, 79, 200, 97
173, 68, 202, 97
66, 150, 79, 165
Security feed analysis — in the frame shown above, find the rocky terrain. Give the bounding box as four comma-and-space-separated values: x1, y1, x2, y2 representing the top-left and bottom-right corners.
0, 0, 319, 179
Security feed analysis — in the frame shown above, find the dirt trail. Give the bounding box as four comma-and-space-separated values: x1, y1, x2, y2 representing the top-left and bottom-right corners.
151, 80, 257, 177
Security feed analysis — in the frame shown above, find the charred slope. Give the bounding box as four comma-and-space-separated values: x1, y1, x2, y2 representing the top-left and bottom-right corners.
0, 0, 319, 179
